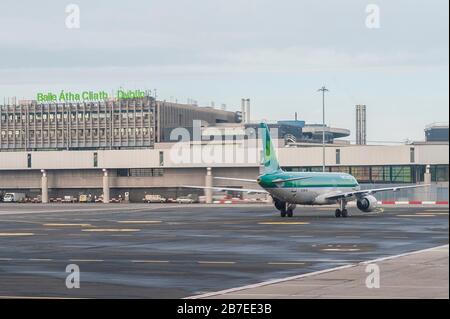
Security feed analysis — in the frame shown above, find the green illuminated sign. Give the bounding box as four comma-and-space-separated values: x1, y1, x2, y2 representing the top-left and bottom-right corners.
36, 89, 146, 102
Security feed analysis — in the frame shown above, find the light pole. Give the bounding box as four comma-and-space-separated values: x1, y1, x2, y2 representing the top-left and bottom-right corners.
318, 86, 329, 172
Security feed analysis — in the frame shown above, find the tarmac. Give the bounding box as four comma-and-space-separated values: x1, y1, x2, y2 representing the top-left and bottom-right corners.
192, 245, 449, 299
0, 203, 448, 298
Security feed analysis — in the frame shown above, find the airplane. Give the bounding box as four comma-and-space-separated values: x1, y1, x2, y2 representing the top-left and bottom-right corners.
185, 123, 429, 218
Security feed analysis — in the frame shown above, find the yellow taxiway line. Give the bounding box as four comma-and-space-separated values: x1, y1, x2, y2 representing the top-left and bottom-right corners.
132, 260, 170, 263
117, 220, 162, 224
43, 223, 93, 227
258, 222, 310, 225
396, 214, 436, 217
81, 228, 140, 232
267, 262, 305, 265
197, 261, 236, 265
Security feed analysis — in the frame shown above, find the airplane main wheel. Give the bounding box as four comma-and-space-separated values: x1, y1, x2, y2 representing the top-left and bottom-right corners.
280, 210, 287, 218
287, 209, 294, 217
335, 209, 342, 218
341, 209, 349, 218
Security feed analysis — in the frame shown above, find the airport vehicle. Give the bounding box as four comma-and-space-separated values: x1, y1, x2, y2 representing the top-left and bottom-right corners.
63, 195, 78, 203
2, 193, 26, 203
186, 123, 428, 218
176, 194, 197, 204
79, 194, 93, 203
143, 194, 167, 203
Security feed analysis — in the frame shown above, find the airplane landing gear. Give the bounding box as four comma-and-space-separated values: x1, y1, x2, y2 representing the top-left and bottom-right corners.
286, 208, 294, 217
335, 200, 349, 218
274, 198, 295, 218
286, 204, 296, 218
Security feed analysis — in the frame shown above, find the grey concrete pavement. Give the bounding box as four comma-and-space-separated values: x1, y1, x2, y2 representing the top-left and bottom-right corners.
195, 245, 449, 299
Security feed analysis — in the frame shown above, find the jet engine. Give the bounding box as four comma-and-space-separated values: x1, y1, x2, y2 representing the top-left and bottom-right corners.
356, 195, 378, 212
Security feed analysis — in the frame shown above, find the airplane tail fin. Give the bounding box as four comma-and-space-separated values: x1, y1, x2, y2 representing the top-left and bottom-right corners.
260, 123, 281, 174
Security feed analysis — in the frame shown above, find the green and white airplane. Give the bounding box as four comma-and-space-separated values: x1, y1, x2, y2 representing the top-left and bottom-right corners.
187, 123, 428, 218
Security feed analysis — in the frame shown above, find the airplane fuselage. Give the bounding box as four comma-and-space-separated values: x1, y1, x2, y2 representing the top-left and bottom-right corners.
257, 171, 361, 205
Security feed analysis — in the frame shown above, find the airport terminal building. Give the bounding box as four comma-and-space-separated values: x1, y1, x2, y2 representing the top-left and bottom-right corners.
0, 98, 448, 203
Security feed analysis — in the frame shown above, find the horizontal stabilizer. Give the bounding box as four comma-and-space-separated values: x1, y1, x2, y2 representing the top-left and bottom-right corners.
213, 177, 256, 183
182, 185, 268, 194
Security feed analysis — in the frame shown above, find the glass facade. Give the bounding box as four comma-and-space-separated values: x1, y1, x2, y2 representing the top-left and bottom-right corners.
117, 168, 164, 177
284, 165, 449, 183
0, 99, 155, 151
431, 165, 449, 182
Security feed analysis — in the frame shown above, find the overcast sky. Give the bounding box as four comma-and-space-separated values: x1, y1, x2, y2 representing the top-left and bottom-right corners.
0, 0, 448, 142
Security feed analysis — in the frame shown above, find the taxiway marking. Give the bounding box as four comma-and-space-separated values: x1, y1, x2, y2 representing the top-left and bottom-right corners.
81, 228, 140, 232
267, 262, 305, 265
117, 220, 162, 224
132, 260, 170, 263
43, 223, 92, 227
0, 232, 34, 236
197, 261, 236, 265
396, 214, 436, 217
258, 222, 310, 225
322, 248, 360, 252
384, 236, 409, 239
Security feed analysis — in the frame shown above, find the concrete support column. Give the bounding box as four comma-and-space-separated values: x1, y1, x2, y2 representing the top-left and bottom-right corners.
102, 169, 110, 204
205, 167, 213, 204
41, 169, 48, 204
424, 165, 432, 184
424, 164, 432, 201
246, 98, 251, 124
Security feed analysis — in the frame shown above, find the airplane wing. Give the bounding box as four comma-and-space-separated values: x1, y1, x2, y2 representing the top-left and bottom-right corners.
213, 177, 257, 183
325, 184, 430, 200
182, 185, 268, 194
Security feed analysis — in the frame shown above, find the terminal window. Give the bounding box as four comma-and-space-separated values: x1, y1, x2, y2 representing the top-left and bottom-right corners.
117, 168, 164, 177
431, 165, 449, 182
410, 147, 415, 163
391, 166, 412, 183
159, 151, 164, 166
